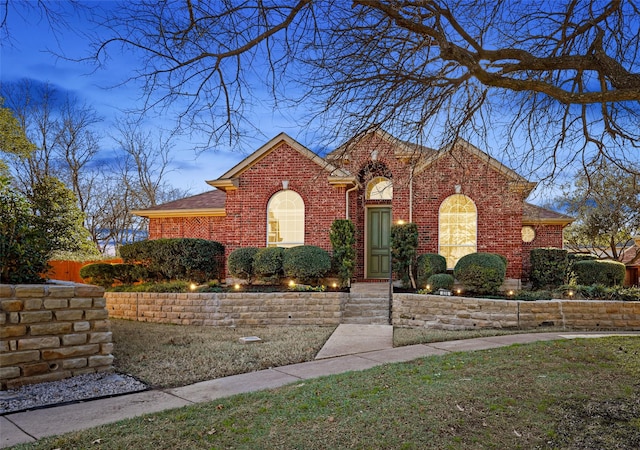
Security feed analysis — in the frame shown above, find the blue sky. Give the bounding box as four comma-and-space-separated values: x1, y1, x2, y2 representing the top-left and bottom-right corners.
0, 1, 585, 204
0, 1, 308, 194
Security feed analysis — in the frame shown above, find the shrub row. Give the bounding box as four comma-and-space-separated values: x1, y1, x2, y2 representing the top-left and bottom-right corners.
120, 238, 224, 283
530, 248, 626, 288
81, 238, 224, 287
228, 245, 331, 285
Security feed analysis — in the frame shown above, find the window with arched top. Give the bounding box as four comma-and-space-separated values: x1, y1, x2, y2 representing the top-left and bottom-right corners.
439, 194, 477, 269
267, 190, 304, 247
366, 176, 393, 200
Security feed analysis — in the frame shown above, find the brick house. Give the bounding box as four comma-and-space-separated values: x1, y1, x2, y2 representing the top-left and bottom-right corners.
133, 130, 572, 285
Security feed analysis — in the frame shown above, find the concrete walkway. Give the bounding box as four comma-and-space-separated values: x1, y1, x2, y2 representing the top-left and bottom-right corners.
2, 329, 639, 448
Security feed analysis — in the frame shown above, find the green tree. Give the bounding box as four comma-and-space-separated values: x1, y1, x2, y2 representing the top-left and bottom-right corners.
0, 177, 49, 283
560, 165, 640, 263
0, 97, 35, 177
27, 176, 99, 258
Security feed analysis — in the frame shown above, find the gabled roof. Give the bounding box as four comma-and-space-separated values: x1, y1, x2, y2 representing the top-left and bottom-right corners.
327, 128, 437, 162
522, 202, 574, 226
621, 237, 640, 266
415, 138, 528, 179
131, 190, 226, 218
207, 132, 354, 190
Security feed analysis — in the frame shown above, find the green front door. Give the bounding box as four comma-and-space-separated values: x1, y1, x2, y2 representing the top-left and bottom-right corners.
366, 207, 391, 279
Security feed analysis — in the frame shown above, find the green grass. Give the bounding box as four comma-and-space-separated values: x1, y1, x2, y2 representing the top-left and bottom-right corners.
393, 326, 567, 346
13, 337, 640, 449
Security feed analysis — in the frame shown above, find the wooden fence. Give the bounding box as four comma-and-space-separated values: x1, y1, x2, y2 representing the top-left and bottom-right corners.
46, 259, 123, 283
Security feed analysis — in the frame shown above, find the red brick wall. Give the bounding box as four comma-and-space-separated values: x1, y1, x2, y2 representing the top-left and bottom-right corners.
222, 142, 346, 255
411, 146, 526, 278
146, 135, 566, 281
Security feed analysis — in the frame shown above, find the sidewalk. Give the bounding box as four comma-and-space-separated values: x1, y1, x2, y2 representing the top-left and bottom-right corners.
2, 327, 639, 448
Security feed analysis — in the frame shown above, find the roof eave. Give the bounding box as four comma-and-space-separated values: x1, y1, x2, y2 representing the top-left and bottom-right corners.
206, 178, 239, 191
522, 217, 574, 226
328, 176, 357, 188
131, 208, 226, 218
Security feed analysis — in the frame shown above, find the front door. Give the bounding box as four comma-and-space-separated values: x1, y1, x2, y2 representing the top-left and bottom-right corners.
366, 207, 391, 278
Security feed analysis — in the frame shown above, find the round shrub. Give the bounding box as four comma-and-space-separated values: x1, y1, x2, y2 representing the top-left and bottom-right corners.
453, 252, 506, 295
573, 259, 626, 287
427, 273, 454, 291
228, 247, 259, 282
253, 247, 284, 281
416, 253, 447, 288
80, 263, 116, 288
283, 245, 331, 284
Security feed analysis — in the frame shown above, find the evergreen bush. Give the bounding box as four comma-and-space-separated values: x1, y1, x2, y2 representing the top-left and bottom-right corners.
390, 222, 419, 288
529, 248, 568, 289
227, 247, 259, 283
416, 253, 447, 288
80, 263, 116, 288
454, 252, 507, 294
427, 273, 454, 291
0, 178, 49, 283
120, 238, 224, 283
253, 247, 284, 281
283, 245, 331, 284
573, 259, 626, 287
330, 219, 356, 288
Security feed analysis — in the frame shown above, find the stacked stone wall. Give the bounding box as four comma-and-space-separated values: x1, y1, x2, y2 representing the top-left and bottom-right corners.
106, 292, 347, 326
1, 283, 113, 390
394, 294, 640, 330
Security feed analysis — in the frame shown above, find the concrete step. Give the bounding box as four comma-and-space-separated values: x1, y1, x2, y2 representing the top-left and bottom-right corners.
341, 316, 389, 325
349, 282, 390, 297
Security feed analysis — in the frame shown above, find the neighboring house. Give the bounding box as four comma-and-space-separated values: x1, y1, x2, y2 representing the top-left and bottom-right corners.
133, 130, 573, 285
621, 237, 640, 286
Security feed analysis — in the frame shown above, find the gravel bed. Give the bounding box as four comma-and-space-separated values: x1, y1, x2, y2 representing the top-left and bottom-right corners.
0, 372, 148, 414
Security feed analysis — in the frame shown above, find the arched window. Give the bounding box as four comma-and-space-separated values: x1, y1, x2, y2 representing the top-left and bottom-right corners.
439, 194, 477, 269
267, 190, 304, 247
366, 176, 393, 200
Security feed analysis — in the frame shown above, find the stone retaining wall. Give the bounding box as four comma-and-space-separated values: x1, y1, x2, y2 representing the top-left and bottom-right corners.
393, 294, 640, 330
1, 283, 113, 390
105, 292, 348, 326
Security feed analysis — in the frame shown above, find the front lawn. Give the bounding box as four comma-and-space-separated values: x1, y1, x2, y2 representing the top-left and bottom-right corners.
14, 336, 640, 449
111, 319, 336, 388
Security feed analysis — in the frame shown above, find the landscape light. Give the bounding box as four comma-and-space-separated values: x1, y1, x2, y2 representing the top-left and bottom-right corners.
189, 283, 197, 291
289, 280, 296, 288
234, 283, 241, 290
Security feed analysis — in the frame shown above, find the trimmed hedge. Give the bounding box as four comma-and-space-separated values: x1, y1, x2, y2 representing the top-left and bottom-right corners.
530, 248, 568, 289
80, 263, 115, 288
253, 247, 284, 281
80, 263, 148, 287
454, 252, 507, 295
427, 273, 454, 291
573, 259, 626, 287
283, 245, 331, 284
416, 253, 447, 288
227, 247, 259, 283
120, 238, 224, 283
